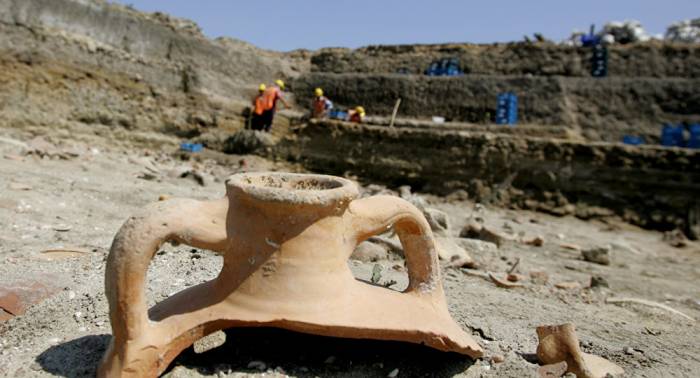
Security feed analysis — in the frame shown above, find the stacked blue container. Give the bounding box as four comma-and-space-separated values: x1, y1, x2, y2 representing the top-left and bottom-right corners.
424, 58, 462, 76
660, 124, 685, 147
689, 124, 700, 149
496, 92, 518, 125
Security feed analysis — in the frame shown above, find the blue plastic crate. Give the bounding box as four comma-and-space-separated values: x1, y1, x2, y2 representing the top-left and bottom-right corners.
622, 135, 645, 145
660, 124, 685, 147
180, 142, 203, 153
329, 109, 348, 120
689, 124, 700, 149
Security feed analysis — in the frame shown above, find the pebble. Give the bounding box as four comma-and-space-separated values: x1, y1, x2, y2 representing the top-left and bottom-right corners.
530, 271, 549, 285
582, 246, 611, 265
623, 346, 636, 355
387, 368, 399, 377
555, 281, 581, 290
590, 275, 610, 288
324, 355, 336, 364
491, 354, 505, 363
246, 360, 266, 371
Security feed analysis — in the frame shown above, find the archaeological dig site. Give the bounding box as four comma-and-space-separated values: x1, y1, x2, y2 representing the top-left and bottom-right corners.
1, 1, 699, 377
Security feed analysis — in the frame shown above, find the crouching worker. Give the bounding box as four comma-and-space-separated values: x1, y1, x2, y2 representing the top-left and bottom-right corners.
348, 106, 366, 123
311, 87, 333, 119
250, 83, 267, 131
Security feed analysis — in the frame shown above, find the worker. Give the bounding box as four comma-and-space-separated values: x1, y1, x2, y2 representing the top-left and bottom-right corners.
250, 83, 267, 131
260, 79, 290, 132
348, 106, 366, 123
311, 87, 333, 119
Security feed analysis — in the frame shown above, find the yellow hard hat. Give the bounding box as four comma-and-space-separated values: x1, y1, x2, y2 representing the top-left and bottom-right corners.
275, 79, 285, 89
314, 88, 323, 97
258, 83, 266, 92
356, 106, 365, 115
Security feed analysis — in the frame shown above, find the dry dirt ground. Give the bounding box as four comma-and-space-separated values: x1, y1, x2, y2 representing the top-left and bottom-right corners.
0, 128, 699, 378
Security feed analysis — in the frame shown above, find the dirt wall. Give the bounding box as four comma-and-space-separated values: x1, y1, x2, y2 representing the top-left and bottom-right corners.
311, 42, 700, 78
276, 121, 700, 237
292, 73, 700, 141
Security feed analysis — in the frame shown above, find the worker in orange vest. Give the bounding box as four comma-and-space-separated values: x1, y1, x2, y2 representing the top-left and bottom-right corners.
250, 83, 267, 131
260, 79, 290, 132
311, 87, 333, 119
348, 106, 366, 123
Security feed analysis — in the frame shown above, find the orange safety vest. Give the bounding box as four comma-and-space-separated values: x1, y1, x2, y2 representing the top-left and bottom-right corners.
313, 96, 329, 117
253, 94, 266, 115
262, 87, 282, 111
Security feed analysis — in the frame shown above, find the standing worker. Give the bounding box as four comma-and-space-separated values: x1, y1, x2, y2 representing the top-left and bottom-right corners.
250, 83, 267, 131
260, 79, 290, 132
348, 106, 366, 123
311, 87, 333, 119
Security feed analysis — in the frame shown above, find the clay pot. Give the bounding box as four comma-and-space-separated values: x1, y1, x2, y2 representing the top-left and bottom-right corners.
99, 172, 483, 377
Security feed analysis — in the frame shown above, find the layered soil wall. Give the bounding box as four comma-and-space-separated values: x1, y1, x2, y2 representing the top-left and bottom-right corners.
311, 43, 700, 78
276, 120, 700, 237
0, 0, 305, 139
292, 73, 700, 141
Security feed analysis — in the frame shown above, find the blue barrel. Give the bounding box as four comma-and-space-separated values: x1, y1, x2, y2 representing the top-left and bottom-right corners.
496, 92, 518, 125
660, 124, 685, 147
689, 124, 700, 149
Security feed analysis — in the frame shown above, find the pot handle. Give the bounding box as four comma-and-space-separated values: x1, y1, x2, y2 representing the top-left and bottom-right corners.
346, 195, 441, 295
105, 198, 228, 344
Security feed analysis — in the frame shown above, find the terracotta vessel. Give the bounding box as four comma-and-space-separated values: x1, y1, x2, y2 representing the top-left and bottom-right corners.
536, 323, 624, 378
99, 172, 483, 377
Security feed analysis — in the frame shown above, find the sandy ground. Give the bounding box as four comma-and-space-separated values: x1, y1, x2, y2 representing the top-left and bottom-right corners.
0, 129, 699, 377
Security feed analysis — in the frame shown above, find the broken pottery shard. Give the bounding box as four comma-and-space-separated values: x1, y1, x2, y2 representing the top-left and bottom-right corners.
489, 272, 524, 288
538, 361, 568, 378
99, 172, 483, 377
555, 281, 581, 290
536, 323, 624, 378
0, 279, 60, 316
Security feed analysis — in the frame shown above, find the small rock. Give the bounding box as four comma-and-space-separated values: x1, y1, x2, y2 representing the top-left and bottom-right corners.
663, 229, 688, 248
590, 275, 609, 288
351, 241, 388, 262
582, 246, 611, 265
247, 361, 266, 371
8, 182, 32, 191
193, 330, 226, 353
436, 237, 476, 268
623, 346, 635, 355
524, 236, 545, 247
507, 273, 525, 282
530, 271, 549, 285
460, 223, 511, 247
370, 264, 383, 284
490, 354, 505, 363
324, 355, 336, 364
387, 368, 399, 377
455, 238, 498, 255
555, 281, 581, 290
424, 208, 450, 236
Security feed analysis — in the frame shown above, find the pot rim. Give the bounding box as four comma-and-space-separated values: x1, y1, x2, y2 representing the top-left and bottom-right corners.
226, 172, 358, 206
